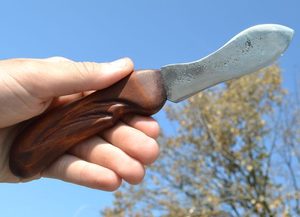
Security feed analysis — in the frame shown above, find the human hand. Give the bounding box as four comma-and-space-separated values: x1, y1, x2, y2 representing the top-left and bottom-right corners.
0, 57, 160, 191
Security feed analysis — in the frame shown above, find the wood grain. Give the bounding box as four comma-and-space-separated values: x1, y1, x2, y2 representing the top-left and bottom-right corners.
9, 69, 167, 178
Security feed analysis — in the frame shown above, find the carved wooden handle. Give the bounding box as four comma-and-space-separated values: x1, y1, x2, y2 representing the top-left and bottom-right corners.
9, 69, 167, 178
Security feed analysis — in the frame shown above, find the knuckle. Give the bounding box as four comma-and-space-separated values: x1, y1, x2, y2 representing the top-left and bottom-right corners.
75, 61, 97, 74
71, 138, 96, 160
45, 56, 71, 62
72, 61, 100, 86
5, 58, 46, 73
15, 59, 42, 71
42, 155, 71, 179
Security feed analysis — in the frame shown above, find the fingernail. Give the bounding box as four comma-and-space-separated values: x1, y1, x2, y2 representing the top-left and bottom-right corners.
110, 58, 128, 68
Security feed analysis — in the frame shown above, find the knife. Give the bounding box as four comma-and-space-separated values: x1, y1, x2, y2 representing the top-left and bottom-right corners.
9, 24, 294, 178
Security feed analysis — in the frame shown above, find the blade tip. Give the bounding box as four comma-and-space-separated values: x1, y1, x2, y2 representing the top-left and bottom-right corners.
250, 24, 294, 41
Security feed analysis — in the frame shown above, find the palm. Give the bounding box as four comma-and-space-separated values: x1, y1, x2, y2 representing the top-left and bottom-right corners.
0, 95, 79, 182
0, 126, 22, 182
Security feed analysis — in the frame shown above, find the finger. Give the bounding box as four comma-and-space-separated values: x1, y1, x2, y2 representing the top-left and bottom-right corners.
122, 115, 160, 139
42, 154, 122, 191
44, 56, 94, 102
70, 136, 145, 184
6, 57, 134, 99
102, 123, 160, 165
47, 93, 84, 110
48, 90, 96, 110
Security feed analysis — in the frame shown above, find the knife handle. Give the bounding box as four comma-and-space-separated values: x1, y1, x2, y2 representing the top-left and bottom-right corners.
9, 69, 167, 178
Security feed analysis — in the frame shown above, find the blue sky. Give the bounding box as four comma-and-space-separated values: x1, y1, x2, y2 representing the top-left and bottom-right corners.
0, 1, 299, 216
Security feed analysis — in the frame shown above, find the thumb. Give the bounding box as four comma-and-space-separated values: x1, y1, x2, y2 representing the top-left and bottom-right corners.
10, 57, 134, 99
0, 57, 134, 127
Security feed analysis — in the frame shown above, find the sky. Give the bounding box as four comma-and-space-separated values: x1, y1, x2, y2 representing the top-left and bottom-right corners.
0, 1, 299, 217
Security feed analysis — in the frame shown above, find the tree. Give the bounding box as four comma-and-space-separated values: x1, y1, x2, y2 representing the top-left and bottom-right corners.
103, 65, 300, 217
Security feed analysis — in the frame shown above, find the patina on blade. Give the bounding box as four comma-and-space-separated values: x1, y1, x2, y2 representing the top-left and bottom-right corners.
161, 24, 294, 102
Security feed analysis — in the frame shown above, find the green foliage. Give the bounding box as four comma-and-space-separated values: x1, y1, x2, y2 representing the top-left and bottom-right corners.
103, 65, 300, 217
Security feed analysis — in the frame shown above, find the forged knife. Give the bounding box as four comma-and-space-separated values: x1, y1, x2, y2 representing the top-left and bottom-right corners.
9, 24, 294, 178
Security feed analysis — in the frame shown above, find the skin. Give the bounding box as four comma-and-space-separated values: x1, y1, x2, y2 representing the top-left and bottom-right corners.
0, 57, 160, 191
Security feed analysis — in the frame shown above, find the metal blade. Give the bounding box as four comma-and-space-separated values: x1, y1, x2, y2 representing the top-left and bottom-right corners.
161, 24, 294, 103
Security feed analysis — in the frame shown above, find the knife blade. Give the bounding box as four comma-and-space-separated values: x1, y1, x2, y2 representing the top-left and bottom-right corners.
161, 24, 294, 102
9, 24, 294, 178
